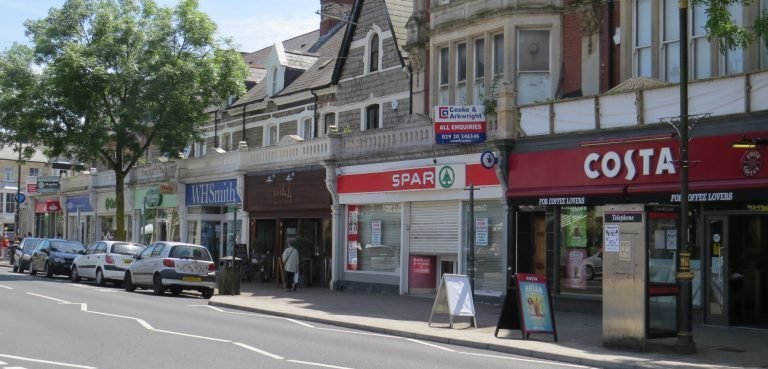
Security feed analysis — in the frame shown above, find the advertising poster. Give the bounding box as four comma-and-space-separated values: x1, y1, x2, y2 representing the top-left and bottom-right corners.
516, 273, 555, 334
347, 205, 359, 270
371, 220, 382, 245
566, 208, 587, 247
433, 105, 486, 145
475, 217, 488, 246
564, 248, 587, 289
604, 224, 620, 252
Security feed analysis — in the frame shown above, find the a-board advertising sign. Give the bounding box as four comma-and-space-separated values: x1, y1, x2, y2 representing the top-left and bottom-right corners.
434, 105, 486, 145
495, 273, 558, 341
428, 274, 477, 328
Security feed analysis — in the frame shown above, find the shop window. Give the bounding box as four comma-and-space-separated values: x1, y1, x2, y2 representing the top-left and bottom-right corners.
456, 42, 467, 105
559, 206, 604, 297
466, 200, 505, 297
347, 204, 402, 273
439, 46, 449, 105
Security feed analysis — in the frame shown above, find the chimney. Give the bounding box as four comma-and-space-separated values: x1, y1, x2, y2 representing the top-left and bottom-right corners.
320, 0, 354, 36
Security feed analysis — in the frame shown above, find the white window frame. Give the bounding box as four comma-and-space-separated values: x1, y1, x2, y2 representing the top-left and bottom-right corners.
265, 124, 279, 146
301, 117, 313, 140
322, 113, 336, 136
661, 0, 680, 82
473, 38, 486, 105
270, 67, 279, 96
691, 3, 711, 79
4, 167, 12, 181
720, 3, 745, 75
517, 29, 552, 105
29, 167, 39, 177
634, 0, 653, 78
456, 42, 467, 105
364, 25, 383, 76
438, 46, 449, 105
492, 33, 504, 80
222, 132, 232, 151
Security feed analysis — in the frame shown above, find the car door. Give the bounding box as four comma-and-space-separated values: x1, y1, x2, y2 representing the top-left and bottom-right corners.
79, 242, 99, 278
147, 243, 166, 278
132, 244, 156, 285
92, 242, 108, 274
30, 240, 49, 272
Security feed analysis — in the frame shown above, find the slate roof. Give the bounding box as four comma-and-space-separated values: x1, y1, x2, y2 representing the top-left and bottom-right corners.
385, 0, 412, 56
277, 27, 345, 96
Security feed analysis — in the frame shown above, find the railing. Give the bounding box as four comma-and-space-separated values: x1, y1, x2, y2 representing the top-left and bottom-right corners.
130, 162, 177, 184
518, 70, 768, 137
241, 137, 333, 172
339, 123, 435, 158
59, 174, 91, 192
93, 170, 115, 188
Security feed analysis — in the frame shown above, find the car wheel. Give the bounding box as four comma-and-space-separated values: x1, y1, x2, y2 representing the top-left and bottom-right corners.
152, 274, 166, 295
585, 265, 595, 281
201, 288, 214, 299
96, 269, 106, 286
124, 272, 136, 292
71, 267, 81, 283
170, 287, 182, 296
12, 264, 18, 273
45, 262, 53, 278
29, 262, 36, 276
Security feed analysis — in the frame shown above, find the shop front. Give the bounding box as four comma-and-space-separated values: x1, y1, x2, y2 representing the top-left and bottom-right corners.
506, 128, 768, 328
65, 194, 94, 244
337, 154, 504, 299
245, 168, 332, 287
34, 197, 63, 238
134, 186, 180, 245
183, 178, 243, 263
95, 190, 133, 242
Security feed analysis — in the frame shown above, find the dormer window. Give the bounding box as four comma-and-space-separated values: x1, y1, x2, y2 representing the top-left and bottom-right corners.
369, 34, 379, 72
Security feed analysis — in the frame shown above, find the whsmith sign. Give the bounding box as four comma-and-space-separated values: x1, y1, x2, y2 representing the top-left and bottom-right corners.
186, 179, 241, 206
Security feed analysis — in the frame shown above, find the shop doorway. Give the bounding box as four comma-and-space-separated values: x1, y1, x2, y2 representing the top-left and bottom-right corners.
707, 214, 768, 327
201, 221, 222, 263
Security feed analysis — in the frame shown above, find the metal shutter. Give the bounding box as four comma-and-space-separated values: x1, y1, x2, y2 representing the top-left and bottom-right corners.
409, 201, 460, 254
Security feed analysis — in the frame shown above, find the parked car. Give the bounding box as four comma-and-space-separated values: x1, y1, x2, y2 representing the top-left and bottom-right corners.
13, 237, 44, 273
71, 241, 146, 286
29, 239, 86, 278
584, 251, 603, 281
123, 242, 216, 299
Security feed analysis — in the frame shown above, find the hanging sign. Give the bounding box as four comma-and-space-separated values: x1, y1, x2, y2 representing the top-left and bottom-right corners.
428, 274, 477, 328
434, 105, 486, 145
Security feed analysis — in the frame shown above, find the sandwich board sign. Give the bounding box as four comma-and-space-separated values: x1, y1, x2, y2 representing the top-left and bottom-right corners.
494, 273, 557, 341
428, 274, 477, 328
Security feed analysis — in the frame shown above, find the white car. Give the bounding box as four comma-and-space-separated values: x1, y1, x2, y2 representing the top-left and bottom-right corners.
123, 242, 216, 299
71, 241, 146, 286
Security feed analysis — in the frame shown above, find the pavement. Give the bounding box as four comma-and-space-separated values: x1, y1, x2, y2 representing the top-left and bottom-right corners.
2, 258, 765, 369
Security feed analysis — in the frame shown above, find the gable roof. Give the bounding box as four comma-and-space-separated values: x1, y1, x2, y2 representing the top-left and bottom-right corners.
277, 26, 346, 96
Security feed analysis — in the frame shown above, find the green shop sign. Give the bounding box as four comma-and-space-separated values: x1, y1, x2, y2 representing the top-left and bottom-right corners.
145, 188, 162, 207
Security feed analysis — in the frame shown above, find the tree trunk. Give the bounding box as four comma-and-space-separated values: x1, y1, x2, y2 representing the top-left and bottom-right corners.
115, 170, 126, 241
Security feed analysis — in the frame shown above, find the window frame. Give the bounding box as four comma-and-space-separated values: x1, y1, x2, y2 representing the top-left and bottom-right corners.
323, 113, 336, 136
265, 124, 279, 146
492, 33, 504, 79
369, 33, 380, 73
363, 104, 381, 131
634, 0, 653, 78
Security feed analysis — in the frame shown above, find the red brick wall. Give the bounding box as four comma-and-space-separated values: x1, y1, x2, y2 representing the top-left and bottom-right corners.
562, 1, 583, 98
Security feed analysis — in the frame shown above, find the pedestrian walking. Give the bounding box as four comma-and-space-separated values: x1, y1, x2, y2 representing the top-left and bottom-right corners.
1, 236, 9, 259
281, 240, 300, 292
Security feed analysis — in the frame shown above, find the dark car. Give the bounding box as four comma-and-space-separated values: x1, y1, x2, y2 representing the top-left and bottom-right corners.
29, 239, 86, 278
13, 237, 44, 273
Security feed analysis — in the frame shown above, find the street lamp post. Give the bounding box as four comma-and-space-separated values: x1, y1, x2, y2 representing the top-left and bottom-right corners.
676, 0, 696, 354
14, 142, 22, 239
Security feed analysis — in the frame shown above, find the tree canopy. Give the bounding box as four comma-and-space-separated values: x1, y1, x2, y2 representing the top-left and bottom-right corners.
22, 0, 248, 240
693, 0, 767, 52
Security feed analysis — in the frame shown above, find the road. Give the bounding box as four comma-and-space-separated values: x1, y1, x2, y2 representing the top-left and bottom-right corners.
0, 268, 596, 369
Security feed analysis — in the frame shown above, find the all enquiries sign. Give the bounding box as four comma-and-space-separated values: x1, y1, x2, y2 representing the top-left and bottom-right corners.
434, 105, 486, 145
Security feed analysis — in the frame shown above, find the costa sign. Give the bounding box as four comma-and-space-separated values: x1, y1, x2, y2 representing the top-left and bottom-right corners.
584, 147, 676, 180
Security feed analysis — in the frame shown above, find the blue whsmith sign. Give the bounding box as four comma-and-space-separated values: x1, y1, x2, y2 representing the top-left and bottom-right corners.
185, 179, 241, 206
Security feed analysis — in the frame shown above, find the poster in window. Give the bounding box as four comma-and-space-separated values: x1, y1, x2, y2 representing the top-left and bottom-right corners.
347, 205, 359, 270
371, 220, 382, 245
566, 208, 587, 247
475, 217, 488, 246
665, 229, 677, 250
564, 248, 587, 289
347, 240, 359, 270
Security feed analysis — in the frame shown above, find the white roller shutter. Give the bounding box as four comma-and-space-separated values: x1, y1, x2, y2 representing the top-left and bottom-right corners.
409, 201, 460, 254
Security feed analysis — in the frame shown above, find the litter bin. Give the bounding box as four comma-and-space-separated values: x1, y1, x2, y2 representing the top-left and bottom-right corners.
217, 256, 241, 295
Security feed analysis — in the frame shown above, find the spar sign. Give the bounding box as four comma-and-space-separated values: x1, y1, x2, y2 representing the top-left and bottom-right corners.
434, 105, 486, 144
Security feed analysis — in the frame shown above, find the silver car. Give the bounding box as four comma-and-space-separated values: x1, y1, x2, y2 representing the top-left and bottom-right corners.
123, 242, 216, 298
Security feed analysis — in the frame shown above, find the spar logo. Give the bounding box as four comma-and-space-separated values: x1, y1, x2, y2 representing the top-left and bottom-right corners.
438, 166, 455, 188
438, 106, 450, 119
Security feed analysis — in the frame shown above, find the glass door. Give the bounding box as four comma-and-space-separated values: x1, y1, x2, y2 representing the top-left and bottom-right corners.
706, 216, 728, 325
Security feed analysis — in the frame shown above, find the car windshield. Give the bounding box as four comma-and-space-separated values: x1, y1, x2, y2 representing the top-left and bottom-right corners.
50, 241, 86, 253
168, 245, 212, 261
112, 243, 145, 256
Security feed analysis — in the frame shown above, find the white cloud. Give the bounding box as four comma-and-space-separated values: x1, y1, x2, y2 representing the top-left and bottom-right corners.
216, 14, 319, 52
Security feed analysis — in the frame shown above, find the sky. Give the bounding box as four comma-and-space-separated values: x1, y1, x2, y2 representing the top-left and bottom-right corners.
0, 0, 321, 53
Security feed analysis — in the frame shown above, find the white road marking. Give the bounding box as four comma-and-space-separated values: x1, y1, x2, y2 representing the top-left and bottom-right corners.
152, 329, 231, 342
5, 366, 26, 369
26, 293, 70, 304
315, 327, 396, 339
0, 354, 96, 369
0, 285, 13, 290
232, 342, 284, 360
287, 360, 354, 369
0, 361, 6, 365
406, 339, 456, 352
285, 318, 315, 328
459, 351, 593, 367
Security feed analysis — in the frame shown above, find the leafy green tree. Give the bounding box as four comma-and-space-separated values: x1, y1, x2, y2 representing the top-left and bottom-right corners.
0, 44, 42, 161
24, 0, 247, 240
693, 0, 767, 51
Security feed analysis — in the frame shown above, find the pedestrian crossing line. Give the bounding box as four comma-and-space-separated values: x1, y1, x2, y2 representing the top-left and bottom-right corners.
0, 354, 96, 369
0, 285, 13, 290
287, 359, 354, 369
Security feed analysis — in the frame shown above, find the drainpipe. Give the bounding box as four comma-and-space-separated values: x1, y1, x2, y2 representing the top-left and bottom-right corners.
407, 63, 413, 115
608, 0, 616, 89
241, 105, 246, 144
311, 89, 319, 138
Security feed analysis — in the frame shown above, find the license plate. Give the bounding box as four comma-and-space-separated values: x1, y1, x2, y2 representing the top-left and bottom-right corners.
182, 276, 201, 282
123, 259, 132, 264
